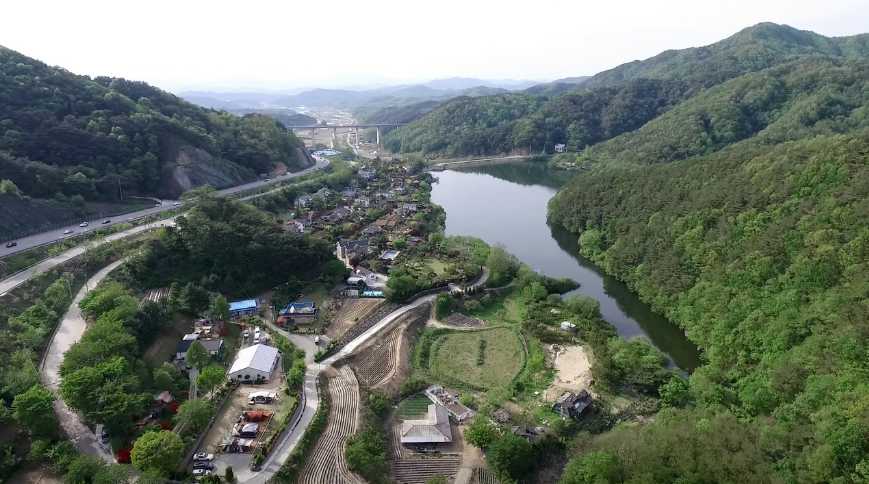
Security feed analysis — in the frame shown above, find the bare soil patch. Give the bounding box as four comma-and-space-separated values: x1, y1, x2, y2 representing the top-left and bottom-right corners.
544, 344, 593, 401
328, 298, 383, 340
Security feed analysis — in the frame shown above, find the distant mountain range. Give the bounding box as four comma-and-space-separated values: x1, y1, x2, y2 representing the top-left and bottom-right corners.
179, 77, 539, 113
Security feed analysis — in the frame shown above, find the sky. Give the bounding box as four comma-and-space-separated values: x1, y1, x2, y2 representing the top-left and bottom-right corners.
1, 0, 867, 93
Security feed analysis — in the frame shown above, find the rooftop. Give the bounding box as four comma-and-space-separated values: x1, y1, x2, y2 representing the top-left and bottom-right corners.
400, 404, 452, 444
229, 299, 257, 311
228, 344, 279, 375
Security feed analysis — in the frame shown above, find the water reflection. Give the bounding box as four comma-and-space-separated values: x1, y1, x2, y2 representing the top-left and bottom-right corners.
431, 162, 701, 370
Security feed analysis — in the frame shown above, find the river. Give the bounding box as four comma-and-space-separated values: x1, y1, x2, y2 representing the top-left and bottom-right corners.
430, 161, 701, 370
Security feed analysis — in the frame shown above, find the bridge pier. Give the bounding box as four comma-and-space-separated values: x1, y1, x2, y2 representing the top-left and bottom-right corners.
375, 126, 381, 147
330, 128, 336, 149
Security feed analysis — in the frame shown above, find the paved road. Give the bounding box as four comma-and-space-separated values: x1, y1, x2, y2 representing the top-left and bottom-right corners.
0, 158, 329, 258
41, 259, 127, 463
0, 158, 330, 297
0, 219, 175, 297
225, 295, 437, 483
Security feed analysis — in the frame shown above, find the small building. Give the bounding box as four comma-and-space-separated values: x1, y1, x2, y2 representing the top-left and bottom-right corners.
492, 408, 511, 424
424, 385, 475, 422
555, 143, 566, 153
552, 390, 593, 419
379, 249, 401, 262
229, 299, 258, 318
286, 219, 306, 234
277, 300, 318, 326
175, 333, 200, 361
336, 238, 371, 266
295, 194, 313, 209
400, 404, 452, 445
228, 344, 280, 383
199, 338, 225, 359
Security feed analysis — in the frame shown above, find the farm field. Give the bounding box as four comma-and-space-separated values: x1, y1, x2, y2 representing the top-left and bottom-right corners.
397, 393, 432, 418
429, 327, 524, 390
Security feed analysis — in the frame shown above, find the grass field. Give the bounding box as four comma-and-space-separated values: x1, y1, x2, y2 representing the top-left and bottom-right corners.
429, 327, 524, 390
423, 258, 449, 277
398, 394, 432, 418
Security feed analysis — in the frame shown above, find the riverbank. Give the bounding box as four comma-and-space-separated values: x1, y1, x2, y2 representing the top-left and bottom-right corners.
430, 162, 700, 370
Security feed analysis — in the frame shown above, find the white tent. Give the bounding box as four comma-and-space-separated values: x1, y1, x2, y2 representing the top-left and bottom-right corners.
228, 344, 280, 382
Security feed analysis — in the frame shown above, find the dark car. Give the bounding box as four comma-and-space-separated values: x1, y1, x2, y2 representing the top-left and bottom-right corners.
102, 219, 111, 224
5, 241, 17, 248
192, 461, 213, 470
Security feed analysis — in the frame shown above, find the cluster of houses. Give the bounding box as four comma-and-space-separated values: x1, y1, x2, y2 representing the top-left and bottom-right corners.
286, 162, 431, 276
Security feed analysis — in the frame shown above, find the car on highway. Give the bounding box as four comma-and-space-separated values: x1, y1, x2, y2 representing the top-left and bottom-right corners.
193, 452, 214, 462
173, 202, 181, 207
5, 241, 17, 248
63, 229, 74, 235
79, 222, 89, 227
102, 219, 111, 224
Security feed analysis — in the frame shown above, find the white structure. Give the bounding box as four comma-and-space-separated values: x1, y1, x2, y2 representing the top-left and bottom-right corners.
400, 404, 452, 444
228, 344, 280, 382
555, 143, 567, 153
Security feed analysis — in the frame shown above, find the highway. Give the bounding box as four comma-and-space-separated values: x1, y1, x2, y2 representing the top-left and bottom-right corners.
0, 157, 329, 259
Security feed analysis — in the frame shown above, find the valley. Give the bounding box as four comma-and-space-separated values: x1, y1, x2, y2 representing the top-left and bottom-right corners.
0, 14, 866, 484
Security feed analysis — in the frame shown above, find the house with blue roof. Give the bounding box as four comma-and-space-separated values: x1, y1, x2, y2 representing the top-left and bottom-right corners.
276, 300, 317, 326
229, 299, 258, 318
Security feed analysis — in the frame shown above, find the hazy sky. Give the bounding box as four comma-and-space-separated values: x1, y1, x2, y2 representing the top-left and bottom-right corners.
2, 0, 867, 92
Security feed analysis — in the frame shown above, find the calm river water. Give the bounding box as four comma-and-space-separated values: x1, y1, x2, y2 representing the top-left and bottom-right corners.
430, 162, 701, 370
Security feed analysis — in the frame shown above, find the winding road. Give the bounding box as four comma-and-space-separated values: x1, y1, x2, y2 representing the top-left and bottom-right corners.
40, 258, 128, 463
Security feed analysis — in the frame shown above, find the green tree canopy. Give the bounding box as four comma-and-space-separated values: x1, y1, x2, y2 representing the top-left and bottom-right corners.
12, 384, 57, 438
130, 430, 184, 476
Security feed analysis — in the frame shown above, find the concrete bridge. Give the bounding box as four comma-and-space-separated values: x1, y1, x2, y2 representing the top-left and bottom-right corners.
291, 123, 405, 148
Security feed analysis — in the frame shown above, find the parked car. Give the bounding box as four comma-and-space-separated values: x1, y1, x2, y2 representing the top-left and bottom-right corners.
192, 461, 213, 470
63, 229, 74, 235
242, 330, 250, 338
79, 221, 89, 227
193, 452, 214, 462
5, 241, 17, 248
192, 468, 212, 478
173, 202, 181, 207
102, 219, 111, 224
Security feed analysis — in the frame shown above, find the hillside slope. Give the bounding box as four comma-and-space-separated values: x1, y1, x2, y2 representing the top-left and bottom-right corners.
0, 46, 310, 200
385, 23, 869, 159
544, 25, 869, 484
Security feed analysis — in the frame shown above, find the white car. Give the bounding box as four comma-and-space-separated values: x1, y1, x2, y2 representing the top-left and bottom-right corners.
79, 222, 89, 228
63, 229, 74, 235
242, 330, 250, 338
173, 202, 181, 207
192, 468, 212, 479
193, 452, 214, 462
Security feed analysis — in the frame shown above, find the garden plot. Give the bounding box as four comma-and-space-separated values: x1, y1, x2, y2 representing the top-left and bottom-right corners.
429, 327, 524, 390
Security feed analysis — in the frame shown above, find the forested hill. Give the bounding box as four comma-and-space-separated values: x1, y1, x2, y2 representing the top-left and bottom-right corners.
384, 23, 869, 158
542, 26, 869, 484
0, 46, 310, 201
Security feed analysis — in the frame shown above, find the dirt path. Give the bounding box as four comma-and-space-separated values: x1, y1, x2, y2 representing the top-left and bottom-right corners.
41, 258, 127, 463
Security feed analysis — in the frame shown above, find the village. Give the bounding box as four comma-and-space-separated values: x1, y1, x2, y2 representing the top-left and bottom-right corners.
130, 151, 601, 483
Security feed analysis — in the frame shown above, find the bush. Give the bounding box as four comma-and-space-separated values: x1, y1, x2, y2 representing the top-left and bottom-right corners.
345, 428, 388, 483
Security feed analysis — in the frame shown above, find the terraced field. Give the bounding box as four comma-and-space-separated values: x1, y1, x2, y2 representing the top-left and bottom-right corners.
429, 327, 524, 390
299, 366, 363, 484
336, 302, 401, 347
391, 455, 462, 484
472, 467, 500, 484
354, 325, 403, 387
329, 298, 383, 340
